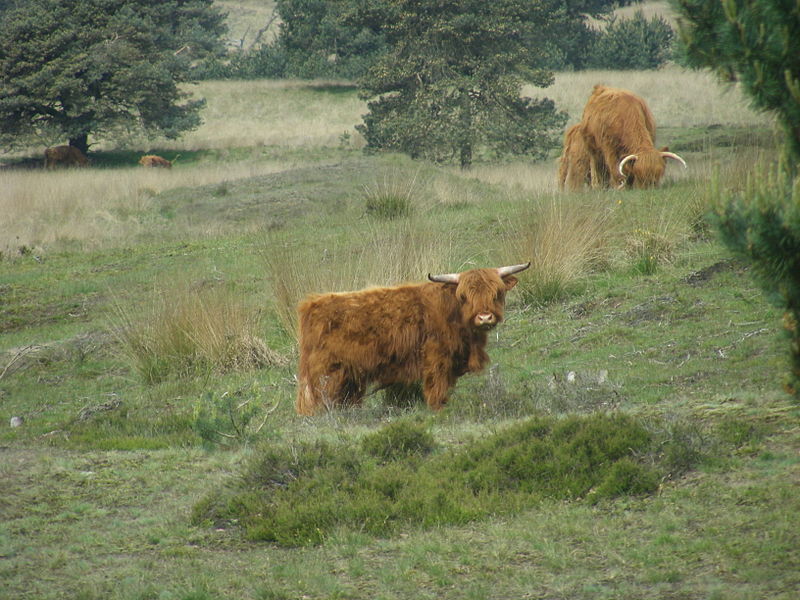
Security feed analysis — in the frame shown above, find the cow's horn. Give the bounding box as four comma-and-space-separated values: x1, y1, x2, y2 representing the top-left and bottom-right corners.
428, 272, 460, 284
496, 262, 531, 278
618, 154, 637, 176
661, 151, 687, 168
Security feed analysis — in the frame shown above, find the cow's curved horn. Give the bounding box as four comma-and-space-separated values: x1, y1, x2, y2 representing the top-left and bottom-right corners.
496, 262, 531, 278
428, 272, 460, 284
661, 151, 687, 168
618, 154, 637, 176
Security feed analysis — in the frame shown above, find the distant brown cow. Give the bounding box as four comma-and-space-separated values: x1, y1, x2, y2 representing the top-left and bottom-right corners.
296, 263, 530, 415
44, 145, 89, 169
138, 155, 172, 168
579, 85, 685, 189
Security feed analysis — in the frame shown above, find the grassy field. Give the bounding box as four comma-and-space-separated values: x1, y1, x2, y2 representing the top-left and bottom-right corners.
1, 65, 798, 600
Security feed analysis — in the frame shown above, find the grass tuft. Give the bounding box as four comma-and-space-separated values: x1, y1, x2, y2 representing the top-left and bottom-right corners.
110, 283, 284, 384
362, 170, 421, 220
507, 195, 611, 305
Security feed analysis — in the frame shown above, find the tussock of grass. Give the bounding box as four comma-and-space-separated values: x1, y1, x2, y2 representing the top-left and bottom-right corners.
110, 283, 283, 384
362, 169, 421, 219
192, 413, 674, 546
507, 195, 611, 305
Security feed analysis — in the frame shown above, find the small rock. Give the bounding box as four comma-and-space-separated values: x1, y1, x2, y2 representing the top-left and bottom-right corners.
10, 416, 24, 428
566, 371, 577, 383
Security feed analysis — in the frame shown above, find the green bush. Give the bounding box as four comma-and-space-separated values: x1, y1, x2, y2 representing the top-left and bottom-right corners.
193, 413, 669, 546
361, 419, 437, 461
588, 11, 675, 70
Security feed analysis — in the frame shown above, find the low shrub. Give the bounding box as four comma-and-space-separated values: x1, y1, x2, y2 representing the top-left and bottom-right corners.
361, 419, 437, 461
193, 413, 675, 546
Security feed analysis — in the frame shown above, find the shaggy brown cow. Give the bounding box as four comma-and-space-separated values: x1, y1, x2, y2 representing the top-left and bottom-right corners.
44, 145, 89, 169
296, 263, 530, 415
579, 85, 685, 189
138, 155, 172, 168
558, 123, 597, 191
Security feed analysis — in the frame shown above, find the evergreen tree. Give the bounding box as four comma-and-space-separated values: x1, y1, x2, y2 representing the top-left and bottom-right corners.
674, 0, 800, 164
275, 0, 387, 79
350, 0, 568, 168
0, 0, 227, 153
588, 11, 675, 70
674, 0, 800, 397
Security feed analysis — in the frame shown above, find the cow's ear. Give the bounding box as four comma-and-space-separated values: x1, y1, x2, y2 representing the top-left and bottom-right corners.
502, 275, 519, 290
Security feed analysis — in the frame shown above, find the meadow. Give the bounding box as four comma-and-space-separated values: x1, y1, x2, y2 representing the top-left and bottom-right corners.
1, 63, 798, 599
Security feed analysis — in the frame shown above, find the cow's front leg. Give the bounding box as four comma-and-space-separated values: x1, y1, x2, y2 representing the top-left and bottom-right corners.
421, 342, 456, 410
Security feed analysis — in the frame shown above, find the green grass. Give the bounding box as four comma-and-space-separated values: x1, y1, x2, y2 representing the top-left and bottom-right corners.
1, 70, 799, 599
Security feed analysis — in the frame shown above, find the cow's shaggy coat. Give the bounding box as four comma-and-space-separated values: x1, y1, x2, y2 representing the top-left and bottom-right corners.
579, 85, 685, 189
558, 123, 595, 191
296, 265, 529, 415
44, 145, 89, 169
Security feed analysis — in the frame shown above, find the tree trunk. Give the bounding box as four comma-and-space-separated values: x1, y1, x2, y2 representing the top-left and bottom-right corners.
69, 134, 89, 155
459, 143, 472, 170
459, 90, 473, 170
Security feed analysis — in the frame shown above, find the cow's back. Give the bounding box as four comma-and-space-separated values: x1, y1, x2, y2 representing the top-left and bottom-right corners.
298, 284, 429, 374
582, 85, 656, 152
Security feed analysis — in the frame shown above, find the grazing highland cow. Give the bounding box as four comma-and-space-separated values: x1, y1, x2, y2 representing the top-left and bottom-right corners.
579, 85, 686, 189
296, 263, 530, 415
44, 145, 89, 169
138, 155, 172, 168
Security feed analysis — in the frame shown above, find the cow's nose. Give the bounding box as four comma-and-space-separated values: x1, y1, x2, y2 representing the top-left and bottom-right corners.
475, 312, 496, 327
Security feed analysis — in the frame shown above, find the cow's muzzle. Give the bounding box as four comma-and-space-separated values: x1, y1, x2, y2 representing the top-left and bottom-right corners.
474, 312, 498, 330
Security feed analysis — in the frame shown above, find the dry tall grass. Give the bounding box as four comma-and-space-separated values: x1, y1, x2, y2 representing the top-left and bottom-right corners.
175, 80, 367, 150
2, 68, 770, 255
111, 282, 283, 384
0, 160, 292, 254
505, 195, 613, 305
534, 66, 772, 128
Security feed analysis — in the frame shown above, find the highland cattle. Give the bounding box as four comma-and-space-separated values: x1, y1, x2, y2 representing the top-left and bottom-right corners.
295, 263, 530, 415
44, 145, 89, 169
579, 85, 685, 189
138, 155, 172, 168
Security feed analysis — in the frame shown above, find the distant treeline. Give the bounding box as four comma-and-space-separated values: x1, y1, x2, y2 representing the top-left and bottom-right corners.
198, 0, 676, 81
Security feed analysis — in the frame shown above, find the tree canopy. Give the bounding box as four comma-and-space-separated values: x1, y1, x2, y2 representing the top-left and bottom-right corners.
0, 0, 227, 153
351, 0, 576, 168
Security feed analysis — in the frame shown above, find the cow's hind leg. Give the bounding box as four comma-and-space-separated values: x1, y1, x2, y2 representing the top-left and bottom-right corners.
298, 365, 365, 414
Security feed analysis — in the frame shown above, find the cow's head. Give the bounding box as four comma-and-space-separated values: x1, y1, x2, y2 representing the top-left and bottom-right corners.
429, 263, 530, 330
618, 147, 686, 189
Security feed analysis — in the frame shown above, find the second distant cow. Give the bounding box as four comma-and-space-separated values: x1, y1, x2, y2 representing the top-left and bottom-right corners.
138, 155, 172, 168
